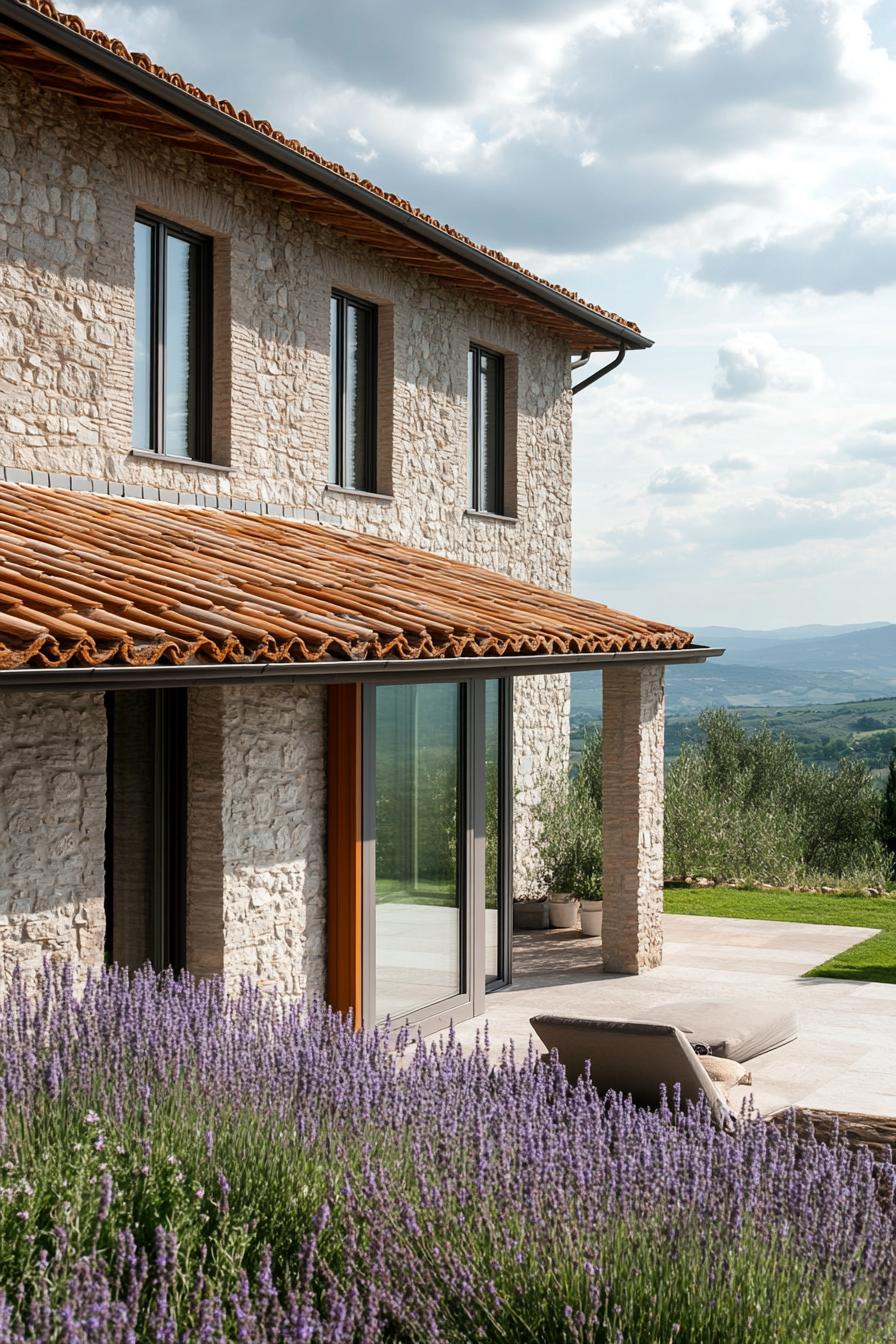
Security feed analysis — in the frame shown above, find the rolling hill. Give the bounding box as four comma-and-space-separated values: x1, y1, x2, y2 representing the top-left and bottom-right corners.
572, 621, 896, 719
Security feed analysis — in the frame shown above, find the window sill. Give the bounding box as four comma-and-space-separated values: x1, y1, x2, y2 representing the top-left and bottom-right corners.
128, 450, 233, 474
324, 484, 393, 504
464, 508, 517, 525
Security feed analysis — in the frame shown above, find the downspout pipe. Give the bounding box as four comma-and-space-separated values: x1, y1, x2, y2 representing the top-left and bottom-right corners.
572, 339, 626, 395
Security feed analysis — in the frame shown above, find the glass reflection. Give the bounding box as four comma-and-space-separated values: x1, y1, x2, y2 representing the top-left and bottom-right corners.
479, 350, 498, 512
164, 233, 197, 458
345, 301, 371, 489
329, 294, 339, 482
132, 221, 153, 451
375, 683, 461, 1022
468, 347, 502, 513
485, 679, 501, 981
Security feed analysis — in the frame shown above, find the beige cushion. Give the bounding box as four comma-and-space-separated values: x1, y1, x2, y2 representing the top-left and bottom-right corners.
642, 998, 797, 1061
701, 1055, 752, 1095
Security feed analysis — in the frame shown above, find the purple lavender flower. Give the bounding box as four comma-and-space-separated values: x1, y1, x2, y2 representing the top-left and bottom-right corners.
0, 960, 891, 1342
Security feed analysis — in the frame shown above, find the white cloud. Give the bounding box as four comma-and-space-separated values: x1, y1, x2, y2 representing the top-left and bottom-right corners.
648, 464, 715, 494
712, 453, 756, 472
346, 127, 377, 163
712, 332, 824, 399
80, 0, 895, 256
841, 419, 896, 466
783, 460, 878, 497
698, 191, 896, 295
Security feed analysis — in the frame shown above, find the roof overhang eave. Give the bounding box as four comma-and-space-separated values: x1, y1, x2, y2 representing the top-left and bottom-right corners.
0, 645, 724, 692
0, 0, 652, 353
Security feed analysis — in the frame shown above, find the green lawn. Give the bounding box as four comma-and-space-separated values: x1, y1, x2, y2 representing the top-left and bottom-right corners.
663, 886, 896, 984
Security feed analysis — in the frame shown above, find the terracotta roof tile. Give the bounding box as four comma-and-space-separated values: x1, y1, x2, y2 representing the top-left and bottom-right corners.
0, 484, 693, 670
8, 0, 643, 347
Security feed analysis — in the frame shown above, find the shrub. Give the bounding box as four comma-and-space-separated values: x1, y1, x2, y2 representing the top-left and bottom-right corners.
1, 963, 895, 1343
664, 710, 892, 887
535, 729, 602, 897
882, 747, 896, 873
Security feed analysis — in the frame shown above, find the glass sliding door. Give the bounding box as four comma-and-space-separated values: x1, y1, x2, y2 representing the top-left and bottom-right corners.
362, 677, 512, 1032
484, 679, 512, 987
373, 682, 463, 1022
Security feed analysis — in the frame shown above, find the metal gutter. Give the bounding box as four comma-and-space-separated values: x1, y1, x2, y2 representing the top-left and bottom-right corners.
572, 340, 626, 394
0, 0, 652, 352
0, 646, 724, 692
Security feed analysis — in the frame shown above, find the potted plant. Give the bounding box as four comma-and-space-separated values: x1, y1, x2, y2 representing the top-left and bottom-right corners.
548, 890, 579, 929
535, 761, 603, 934
512, 866, 549, 930
535, 779, 582, 929
512, 899, 549, 931
579, 895, 603, 938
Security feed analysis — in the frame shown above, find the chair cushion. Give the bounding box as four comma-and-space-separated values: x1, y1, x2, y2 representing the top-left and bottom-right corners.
642, 998, 797, 1061
701, 1055, 752, 1094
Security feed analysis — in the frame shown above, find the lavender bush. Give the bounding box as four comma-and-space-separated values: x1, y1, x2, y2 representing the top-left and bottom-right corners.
0, 963, 894, 1343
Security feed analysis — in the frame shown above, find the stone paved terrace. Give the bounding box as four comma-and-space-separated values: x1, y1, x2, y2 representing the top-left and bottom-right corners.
452, 914, 896, 1118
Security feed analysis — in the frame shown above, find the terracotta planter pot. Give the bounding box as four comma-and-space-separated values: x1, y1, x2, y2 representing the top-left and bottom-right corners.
548, 894, 579, 929
513, 900, 548, 931
579, 900, 603, 938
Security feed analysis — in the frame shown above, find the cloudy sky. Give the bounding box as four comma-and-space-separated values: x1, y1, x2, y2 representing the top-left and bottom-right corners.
85, 0, 895, 629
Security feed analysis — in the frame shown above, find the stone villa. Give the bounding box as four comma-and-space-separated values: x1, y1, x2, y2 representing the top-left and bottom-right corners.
0, 0, 717, 1031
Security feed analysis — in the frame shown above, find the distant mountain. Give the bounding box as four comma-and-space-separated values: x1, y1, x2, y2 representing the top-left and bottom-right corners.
691, 622, 892, 662
573, 622, 896, 715
669, 624, 896, 710
693, 622, 889, 643
725, 623, 896, 673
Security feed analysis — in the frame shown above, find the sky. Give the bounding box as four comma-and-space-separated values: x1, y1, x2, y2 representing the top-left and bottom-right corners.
83, 0, 896, 630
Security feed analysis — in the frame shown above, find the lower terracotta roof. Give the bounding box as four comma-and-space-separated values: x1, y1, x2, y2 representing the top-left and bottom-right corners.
0, 483, 693, 670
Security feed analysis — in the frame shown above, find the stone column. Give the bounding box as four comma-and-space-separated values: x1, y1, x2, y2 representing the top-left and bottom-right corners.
601, 663, 665, 974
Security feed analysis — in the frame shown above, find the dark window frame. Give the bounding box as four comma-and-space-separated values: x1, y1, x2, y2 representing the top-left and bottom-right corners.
468, 343, 505, 515
330, 288, 378, 492
133, 210, 213, 461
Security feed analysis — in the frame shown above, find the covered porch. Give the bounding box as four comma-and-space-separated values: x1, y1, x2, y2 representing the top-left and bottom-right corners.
0, 481, 720, 1028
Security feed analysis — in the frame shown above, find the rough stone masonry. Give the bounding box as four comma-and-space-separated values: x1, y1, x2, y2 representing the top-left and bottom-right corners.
0, 61, 573, 992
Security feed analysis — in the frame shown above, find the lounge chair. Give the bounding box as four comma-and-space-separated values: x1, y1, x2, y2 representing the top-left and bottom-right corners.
529, 1014, 896, 1160
529, 1015, 739, 1126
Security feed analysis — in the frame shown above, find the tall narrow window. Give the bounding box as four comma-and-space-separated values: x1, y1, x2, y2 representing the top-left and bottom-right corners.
330, 290, 377, 491
132, 213, 212, 460
468, 344, 504, 514
105, 689, 188, 973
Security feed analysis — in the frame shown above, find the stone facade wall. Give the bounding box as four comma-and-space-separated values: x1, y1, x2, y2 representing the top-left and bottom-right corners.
218, 682, 328, 999
0, 62, 573, 990
0, 64, 572, 583
0, 691, 106, 984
